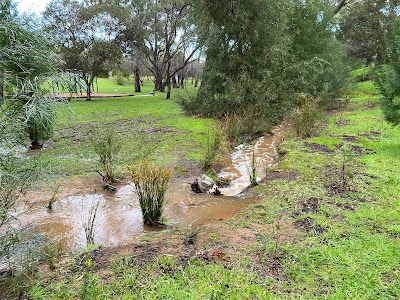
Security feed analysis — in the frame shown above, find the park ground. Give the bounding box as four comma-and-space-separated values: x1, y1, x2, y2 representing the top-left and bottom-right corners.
4, 72, 400, 299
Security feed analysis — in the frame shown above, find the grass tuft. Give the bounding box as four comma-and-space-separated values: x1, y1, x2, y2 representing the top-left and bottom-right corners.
127, 160, 172, 226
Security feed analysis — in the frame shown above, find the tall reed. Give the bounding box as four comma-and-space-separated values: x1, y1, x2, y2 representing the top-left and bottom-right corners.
202, 127, 223, 171
83, 201, 100, 246
127, 161, 172, 226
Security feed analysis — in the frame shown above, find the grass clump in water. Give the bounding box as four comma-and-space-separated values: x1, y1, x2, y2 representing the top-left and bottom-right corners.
90, 128, 121, 189
127, 160, 172, 226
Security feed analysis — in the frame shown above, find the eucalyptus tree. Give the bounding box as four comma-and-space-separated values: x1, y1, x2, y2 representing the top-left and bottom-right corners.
186, 0, 349, 126
338, 0, 400, 65
44, 0, 124, 101
120, 0, 203, 99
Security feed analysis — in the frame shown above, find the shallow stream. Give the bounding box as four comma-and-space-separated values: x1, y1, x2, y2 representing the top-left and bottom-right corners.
18, 121, 289, 251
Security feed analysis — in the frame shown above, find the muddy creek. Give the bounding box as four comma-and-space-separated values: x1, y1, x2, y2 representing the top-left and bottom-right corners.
18, 122, 288, 251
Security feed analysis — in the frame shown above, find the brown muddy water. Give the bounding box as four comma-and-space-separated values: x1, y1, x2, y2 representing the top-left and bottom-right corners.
17, 122, 289, 251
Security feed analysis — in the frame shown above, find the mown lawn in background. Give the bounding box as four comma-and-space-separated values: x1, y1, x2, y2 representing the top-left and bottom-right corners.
32, 77, 209, 178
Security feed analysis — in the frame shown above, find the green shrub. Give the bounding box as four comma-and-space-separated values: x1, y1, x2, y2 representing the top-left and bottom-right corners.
127, 161, 172, 226
202, 126, 223, 171
176, 90, 202, 116
224, 106, 270, 145
90, 128, 121, 186
114, 71, 126, 86
293, 96, 320, 137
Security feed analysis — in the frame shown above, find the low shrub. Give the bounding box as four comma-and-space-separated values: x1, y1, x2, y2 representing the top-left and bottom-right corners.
127, 160, 172, 226
202, 126, 223, 171
114, 71, 126, 86
293, 96, 320, 137
223, 106, 270, 145
90, 128, 121, 187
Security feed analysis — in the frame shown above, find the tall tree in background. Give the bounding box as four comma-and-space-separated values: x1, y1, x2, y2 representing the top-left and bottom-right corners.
375, 15, 400, 125
339, 0, 400, 65
44, 0, 124, 101
187, 0, 348, 123
121, 0, 202, 98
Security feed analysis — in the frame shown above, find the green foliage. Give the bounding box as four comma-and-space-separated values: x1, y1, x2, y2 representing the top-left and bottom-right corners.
114, 71, 126, 86
0, 2, 60, 147
350, 67, 373, 82
127, 161, 172, 226
202, 126, 223, 171
190, 0, 349, 126
90, 128, 122, 185
223, 106, 269, 145
374, 17, 400, 125
293, 96, 321, 137
248, 148, 258, 187
338, 0, 397, 65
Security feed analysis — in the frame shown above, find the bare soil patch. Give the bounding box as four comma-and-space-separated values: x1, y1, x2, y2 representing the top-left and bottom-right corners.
342, 135, 359, 142
294, 217, 328, 234
263, 171, 298, 182
304, 142, 334, 154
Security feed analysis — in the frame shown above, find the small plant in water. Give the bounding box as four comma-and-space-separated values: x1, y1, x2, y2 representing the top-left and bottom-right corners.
127, 160, 172, 226
83, 201, 100, 246
248, 147, 259, 187
47, 181, 61, 210
90, 128, 121, 189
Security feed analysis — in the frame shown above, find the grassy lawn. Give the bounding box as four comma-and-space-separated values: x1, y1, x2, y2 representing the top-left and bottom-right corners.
22, 74, 400, 299
32, 78, 211, 179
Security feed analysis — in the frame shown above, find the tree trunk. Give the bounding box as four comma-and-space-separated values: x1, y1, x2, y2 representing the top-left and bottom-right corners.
83, 72, 92, 101
166, 61, 171, 99
155, 71, 163, 91
134, 65, 141, 93
180, 69, 184, 89
29, 125, 42, 150
172, 76, 178, 88
0, 79, 4, 101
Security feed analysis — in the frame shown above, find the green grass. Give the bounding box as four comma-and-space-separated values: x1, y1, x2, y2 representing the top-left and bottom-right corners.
24, 70, 400, 299
29, 257, 273, 300
31, 78, 211, 178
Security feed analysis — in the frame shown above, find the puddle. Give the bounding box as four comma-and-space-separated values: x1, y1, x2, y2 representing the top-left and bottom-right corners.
16, 121, 289, 251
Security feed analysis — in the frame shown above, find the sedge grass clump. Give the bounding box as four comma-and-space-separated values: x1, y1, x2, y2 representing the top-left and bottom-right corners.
293, 96, 320, 137
248, 147, 259, 187
90, 128, 121, 188
224, 106, 268, 145
202, 126, 223, 171
127, 161, 172, 226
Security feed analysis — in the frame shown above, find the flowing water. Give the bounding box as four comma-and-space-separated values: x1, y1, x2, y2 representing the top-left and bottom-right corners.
17, 121, 289, 251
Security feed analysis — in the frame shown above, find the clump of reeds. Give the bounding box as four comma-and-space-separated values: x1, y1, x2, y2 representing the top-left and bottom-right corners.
90, 128, 121, 189
248, 147, 259, 187
202, 127, 223, 171
83, 201, 100, 246
293, 96, 320, 137
127, 160, 172, 226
